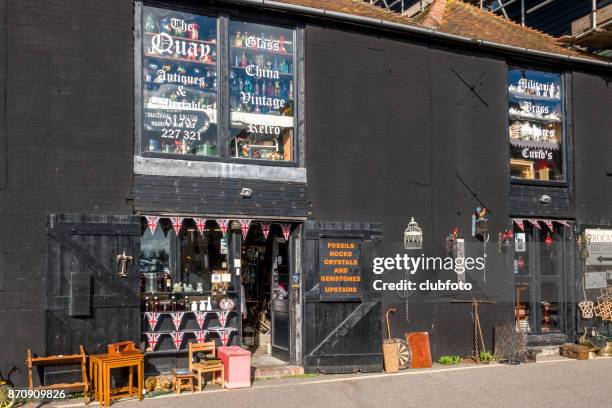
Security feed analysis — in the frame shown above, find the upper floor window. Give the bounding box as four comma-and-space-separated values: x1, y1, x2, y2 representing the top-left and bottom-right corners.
508, 68, 564, 182
140, 6, 297, 164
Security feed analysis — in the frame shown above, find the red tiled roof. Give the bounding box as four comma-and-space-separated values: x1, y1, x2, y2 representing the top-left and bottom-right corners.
267, 0, 597, 60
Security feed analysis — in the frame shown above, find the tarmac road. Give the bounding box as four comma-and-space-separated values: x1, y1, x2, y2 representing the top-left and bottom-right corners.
62, 357, 612, 408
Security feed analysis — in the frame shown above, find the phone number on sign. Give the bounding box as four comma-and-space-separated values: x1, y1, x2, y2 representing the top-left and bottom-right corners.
9, 389, 67, 400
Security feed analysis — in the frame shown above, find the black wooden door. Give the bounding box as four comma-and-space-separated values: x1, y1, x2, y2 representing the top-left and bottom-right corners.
302, 221, 383, 373
45, 214, 141, 383
271, 236, 290, 361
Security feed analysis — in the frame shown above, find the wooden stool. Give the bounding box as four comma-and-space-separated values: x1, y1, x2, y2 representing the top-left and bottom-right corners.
172, 369, 195, 395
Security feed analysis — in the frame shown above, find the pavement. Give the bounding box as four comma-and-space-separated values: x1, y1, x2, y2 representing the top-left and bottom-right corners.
53, 356, 612, 408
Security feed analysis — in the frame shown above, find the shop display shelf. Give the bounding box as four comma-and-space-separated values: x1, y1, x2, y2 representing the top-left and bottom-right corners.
141, 310, 236, 315
509, 114, 562, 123
141, 291, 239, 297
509, 91, 560, 102
143, 81, 218, 92
230, 65, 293, 76
230, 45, 292, 57
142, 327, 237, 334
144, 53, 217, 66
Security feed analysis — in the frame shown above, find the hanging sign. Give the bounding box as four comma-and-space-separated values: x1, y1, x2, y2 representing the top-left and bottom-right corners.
319, 237, 362, 301
585, 272, 608, 289
515, 232, 526, 253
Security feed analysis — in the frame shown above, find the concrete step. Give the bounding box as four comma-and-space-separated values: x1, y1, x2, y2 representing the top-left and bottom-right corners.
527, 345, 560, 358
253, 364, 304, 379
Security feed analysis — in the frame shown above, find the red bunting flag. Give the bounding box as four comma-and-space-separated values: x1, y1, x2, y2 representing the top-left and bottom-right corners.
280, 223, 292, 241
194, 330, 208, 344
194, 312, 207, 329
543, 220, 554, 231
217, 329, 233, 347
261, 222, 270, 240
528, 219, 541, 229
170, 217, 184, 235
239, 219, 252, 239
513, 219, 525, 231
171, 312, 185, 331
145, 312, 161, 331
145, 216, 160, 234
194, 218, 207, 235
170, 332, 184, 350
145, 333, 162, 351
216, 219, 230, 236
216, 311, 229, 328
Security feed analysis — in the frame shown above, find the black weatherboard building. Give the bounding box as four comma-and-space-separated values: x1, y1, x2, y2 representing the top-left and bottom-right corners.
0, 0, 611, 385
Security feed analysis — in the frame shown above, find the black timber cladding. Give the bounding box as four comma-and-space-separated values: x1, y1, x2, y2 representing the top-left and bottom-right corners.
134, 175, 310, 218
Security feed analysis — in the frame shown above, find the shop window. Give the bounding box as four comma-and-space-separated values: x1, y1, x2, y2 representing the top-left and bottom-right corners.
508, 68, 564, 182
229, 21, 295, 161
142, 6, 219, 157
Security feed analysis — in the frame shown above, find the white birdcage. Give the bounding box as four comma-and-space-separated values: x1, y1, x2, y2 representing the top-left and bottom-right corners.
404, 217, 422, 250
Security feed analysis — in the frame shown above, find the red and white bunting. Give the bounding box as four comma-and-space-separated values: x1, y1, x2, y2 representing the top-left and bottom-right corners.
145, 312, 161, 331
146, 332, 162, 351
171, 312, 185, 331
239, 219, 252, 239
170, 332, 184, 350
194, 312, 207, 329
216, 329, 233, 347
528, 219, 541, 229
280, 223, 292, 241
542, 220, 554, 231
194, 218, 207, 235
261, 222, 271, 240
513, 219, 525, 231
216, 311, 229, 328
145, 216, 160, 234
194, 330, 208, 344
216, 219, 230, 236
557, 220, 572, 228
170, 217, 184, 235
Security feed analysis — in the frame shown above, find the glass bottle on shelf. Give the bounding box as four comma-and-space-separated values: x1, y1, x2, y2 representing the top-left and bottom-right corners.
163, 268, 173, 292
240, 51, 248, 67
153, 296, 159, 312
144, 296, 150, 312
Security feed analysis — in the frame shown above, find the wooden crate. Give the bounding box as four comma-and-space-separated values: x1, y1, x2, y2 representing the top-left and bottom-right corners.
560, 344, 590, 360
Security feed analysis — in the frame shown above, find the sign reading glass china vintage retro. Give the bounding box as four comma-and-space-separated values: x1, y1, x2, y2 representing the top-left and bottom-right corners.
142, 6, 219, 157
508, 68, 564, 181
319, 238, 362, 301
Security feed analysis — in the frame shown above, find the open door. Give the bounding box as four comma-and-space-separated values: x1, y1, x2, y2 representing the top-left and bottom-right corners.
302, 221, 383, 373
271, 236, 290, 360
45, 214, 141, 383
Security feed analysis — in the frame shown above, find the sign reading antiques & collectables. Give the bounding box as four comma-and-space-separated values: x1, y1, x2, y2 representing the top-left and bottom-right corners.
319, 238, 361, 301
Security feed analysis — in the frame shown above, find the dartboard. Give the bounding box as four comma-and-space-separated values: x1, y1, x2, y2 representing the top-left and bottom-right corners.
397, 340, 411, 370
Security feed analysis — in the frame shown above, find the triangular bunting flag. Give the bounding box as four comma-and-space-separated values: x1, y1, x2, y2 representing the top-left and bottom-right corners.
216, 311, 229, 328
194, 311, 207, 329
194, 218, 207, 235
261, 222, 270, 240
280, 223, 292, 241
170, 332, 184, 350
528, 219, 541, 229
557, 220, 572, 228
145, 216, 160, 234
146, 332, 162, 351
239, 219, 252, 239
194, 330, 208, 343
171, 312, 185, 331
543, 220, 554, 231
170, 217, 184, 235
216, 219, 230, 236
217, 329, 232, 347
513, 218, 524, 231
145, 312, 161, 331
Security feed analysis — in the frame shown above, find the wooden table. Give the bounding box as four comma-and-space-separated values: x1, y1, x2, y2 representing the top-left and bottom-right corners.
89, 351, 143, 407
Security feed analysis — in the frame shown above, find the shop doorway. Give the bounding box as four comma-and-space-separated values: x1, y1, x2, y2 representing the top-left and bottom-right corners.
241, 227, 291, 362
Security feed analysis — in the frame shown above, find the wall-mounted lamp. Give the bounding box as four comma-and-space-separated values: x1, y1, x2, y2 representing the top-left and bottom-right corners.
240, 188, 253, 198
116, 251, 133, 278
540, 194, 551, 204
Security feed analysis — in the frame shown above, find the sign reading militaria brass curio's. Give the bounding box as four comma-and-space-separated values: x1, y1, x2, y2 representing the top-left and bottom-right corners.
319, 238, 362, 301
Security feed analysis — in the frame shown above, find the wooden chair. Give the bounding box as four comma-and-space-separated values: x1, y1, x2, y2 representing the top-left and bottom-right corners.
188, 341, 224, 390
172, 368, 195, 395
107, 341, 137, 355
27, 345, 88, 406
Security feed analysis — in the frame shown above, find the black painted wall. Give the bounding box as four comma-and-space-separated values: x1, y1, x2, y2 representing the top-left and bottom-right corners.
0, 0, 134, 385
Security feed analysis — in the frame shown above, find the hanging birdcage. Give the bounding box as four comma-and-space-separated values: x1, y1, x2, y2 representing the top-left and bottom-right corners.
404, 217, 422, 250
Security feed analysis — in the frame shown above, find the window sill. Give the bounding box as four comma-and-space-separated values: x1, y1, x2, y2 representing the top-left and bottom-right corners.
510, 178, 568, 188
134, 155, 307, 183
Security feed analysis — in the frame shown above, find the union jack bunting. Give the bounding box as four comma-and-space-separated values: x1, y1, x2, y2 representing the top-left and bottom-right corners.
145, 312, 161, 331
171, 312, 185, 331
216, 329, 234, 347
280, 223, 292, 241
216, 219, 230, 236
239, 219, 252, 239
145, 332, 162, 351
260, 222, 270, 240
145, 216, 160, 234
194, 330, 208, 343
216, 311, 230, 328
557, 220, 572, 228
528, 219, 541, 229
513, 218, 525, 231
194, 218, 207, 235
170, 332, 184, 350
170, 217, 184, 235
194, 311, 207, 329
542, 220, 554, 231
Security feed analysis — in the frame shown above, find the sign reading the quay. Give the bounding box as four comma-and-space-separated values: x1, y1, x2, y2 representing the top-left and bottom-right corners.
319, 238, 362, 301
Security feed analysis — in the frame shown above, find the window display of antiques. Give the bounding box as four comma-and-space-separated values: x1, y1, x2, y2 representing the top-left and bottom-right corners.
229, 21, 295, 161
142, 7, 219, 157
508, 68, 564, 181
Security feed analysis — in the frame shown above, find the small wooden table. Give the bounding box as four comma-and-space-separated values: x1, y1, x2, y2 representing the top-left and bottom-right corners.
89, 351, 143, 407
